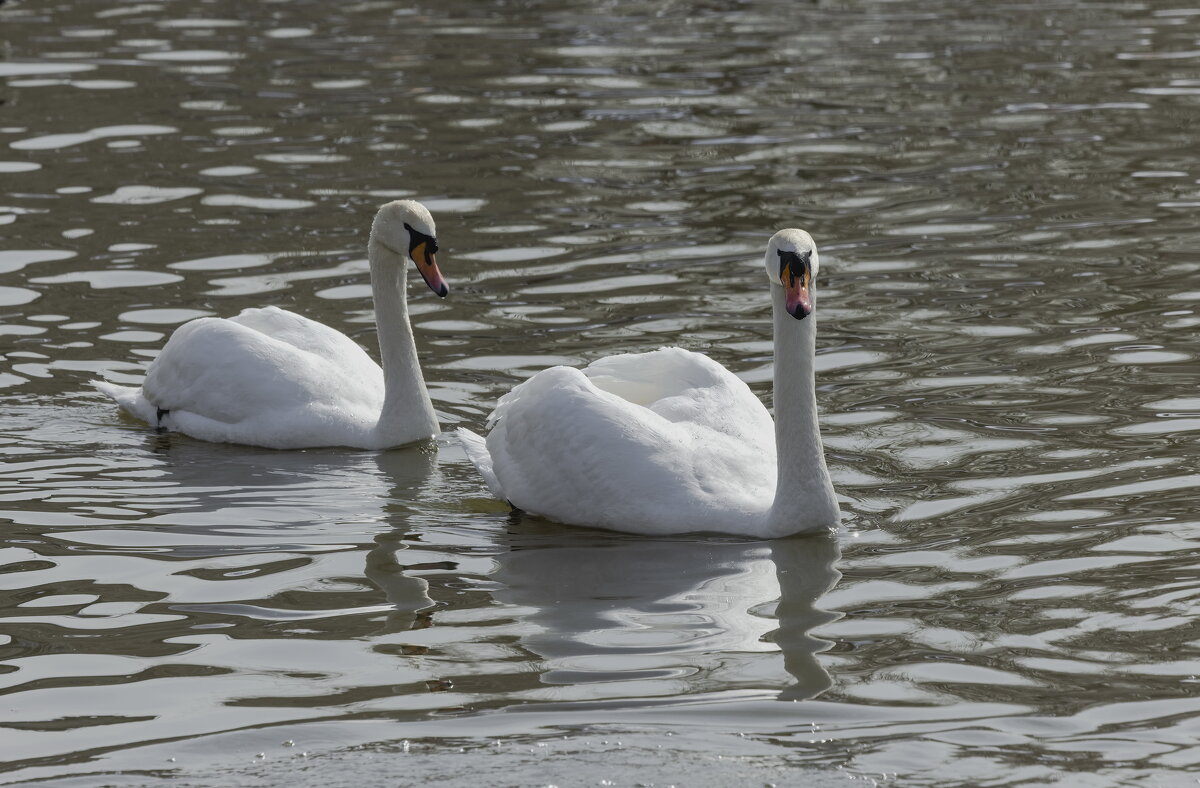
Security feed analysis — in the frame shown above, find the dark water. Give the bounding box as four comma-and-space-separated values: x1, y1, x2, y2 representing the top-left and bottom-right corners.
2, 0, 1199, 785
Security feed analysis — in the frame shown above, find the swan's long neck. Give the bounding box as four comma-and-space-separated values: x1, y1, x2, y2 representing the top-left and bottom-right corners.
765, 286, 839, 534
368, 239, 438, 446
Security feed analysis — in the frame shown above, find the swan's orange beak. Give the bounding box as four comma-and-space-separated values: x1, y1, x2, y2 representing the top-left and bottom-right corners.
410, 240, 449, 298
779, 250, 812, 320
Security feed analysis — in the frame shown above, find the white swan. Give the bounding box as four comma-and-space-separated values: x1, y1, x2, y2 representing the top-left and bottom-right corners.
458, 228, 839, 538
94, 200, 448, 450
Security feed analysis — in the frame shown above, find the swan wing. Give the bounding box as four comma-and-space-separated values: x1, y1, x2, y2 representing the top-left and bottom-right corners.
483, 355, 774, 534
142, 308, 383, 426
228, 306, 380, 380
583, 347, 775, 454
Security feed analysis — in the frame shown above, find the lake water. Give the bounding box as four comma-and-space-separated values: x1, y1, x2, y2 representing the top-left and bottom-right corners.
2, 0, 1199, 785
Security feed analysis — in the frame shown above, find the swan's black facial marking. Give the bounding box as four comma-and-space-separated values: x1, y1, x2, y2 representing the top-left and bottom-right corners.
777, 249, 811, 284
404, 222, 438, 262
404, 222, 449, 298
777, 249, 813, 320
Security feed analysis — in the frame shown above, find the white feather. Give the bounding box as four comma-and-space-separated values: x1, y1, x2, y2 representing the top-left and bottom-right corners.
457, 427, 502, 497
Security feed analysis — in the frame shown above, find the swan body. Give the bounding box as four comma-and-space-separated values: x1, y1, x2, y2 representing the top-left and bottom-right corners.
95, 200, 448, 450
459, 228, 839, 538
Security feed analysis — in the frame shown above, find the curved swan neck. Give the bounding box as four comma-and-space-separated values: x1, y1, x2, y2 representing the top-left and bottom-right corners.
368, 236, 438, 445
766, 286, 838, 534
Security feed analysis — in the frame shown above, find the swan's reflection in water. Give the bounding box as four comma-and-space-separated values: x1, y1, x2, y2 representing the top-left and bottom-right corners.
92, 433, 842, 706
133, 433, 440, 528
769, 535, 843, 701
477, 529, 842, 702
360, 448, 443, 633
364, 528, 436, 634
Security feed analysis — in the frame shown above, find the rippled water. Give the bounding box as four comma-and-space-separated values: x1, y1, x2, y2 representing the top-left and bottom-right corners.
2, 0, 1199, 785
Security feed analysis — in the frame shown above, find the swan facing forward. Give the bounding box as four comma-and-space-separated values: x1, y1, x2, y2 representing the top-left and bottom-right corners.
95, 200, 448, 450
459, 229, 839, 538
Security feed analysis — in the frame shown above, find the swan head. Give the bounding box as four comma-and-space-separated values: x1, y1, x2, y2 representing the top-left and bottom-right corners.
371, 200, 449, 298
767, 228, 818, 320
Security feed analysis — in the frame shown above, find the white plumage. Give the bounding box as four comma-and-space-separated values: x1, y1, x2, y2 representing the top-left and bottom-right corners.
95, 200, 448, 450
460, 228, 840, 538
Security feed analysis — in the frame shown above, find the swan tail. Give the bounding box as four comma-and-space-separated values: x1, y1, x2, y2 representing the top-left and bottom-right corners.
457, 428, 505, 499
92, 380, 157, 425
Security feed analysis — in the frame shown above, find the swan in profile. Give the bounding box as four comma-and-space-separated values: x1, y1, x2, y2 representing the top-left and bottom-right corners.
95, 200, 448, 450
458, 228, 839, 538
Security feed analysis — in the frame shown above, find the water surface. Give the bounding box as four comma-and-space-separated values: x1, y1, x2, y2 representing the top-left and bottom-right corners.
2, 0, 1199, 785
